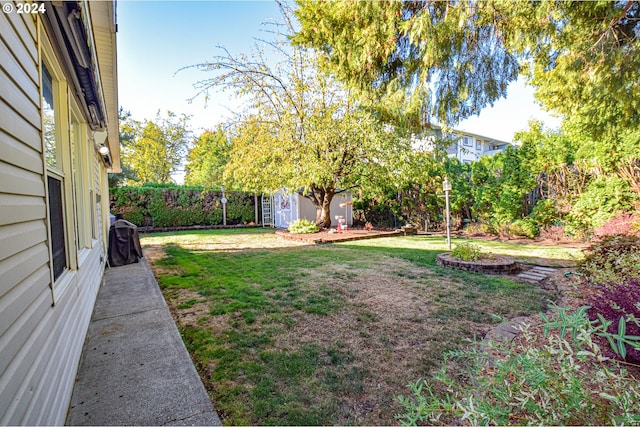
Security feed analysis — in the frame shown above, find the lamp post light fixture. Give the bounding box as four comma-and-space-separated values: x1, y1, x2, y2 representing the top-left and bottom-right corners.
220, 185, 228, 226
443, 176, 452, 250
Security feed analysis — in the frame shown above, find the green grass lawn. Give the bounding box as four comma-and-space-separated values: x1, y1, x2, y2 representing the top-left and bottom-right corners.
141, 229, 582, 425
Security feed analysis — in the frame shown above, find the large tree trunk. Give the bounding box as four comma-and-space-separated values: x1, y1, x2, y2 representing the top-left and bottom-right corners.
304, 186, 335, 229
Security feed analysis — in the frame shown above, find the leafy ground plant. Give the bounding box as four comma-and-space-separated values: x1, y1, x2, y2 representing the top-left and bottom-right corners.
288, 218, 319, 234
450, 242, 482, 261
396, 306, 640, 426
579, 234, 640, 284
141, 229, 557, 425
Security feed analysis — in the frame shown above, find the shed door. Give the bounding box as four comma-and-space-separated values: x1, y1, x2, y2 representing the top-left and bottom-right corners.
275, 192, 294, 228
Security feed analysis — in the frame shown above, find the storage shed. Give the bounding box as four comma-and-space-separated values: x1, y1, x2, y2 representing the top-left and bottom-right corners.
263, 189, 353, 229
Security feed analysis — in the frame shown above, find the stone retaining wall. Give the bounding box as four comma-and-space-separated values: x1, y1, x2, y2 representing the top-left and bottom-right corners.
436, 253, 519, 275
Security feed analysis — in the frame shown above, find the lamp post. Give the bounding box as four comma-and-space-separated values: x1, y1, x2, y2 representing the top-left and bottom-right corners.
443, 176, 452, 250
221, 185, 227, 226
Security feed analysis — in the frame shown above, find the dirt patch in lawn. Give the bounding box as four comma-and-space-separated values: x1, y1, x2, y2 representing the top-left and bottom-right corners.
250, 259, 508, 424
143, 245, 179, 276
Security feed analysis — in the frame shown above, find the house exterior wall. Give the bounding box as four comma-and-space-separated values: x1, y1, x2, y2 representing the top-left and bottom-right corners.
418, 127, 511, 164
445, 134, 511, 163
0, 2, 117, 424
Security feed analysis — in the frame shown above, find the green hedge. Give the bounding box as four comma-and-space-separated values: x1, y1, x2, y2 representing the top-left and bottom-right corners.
110, 185, 258, 228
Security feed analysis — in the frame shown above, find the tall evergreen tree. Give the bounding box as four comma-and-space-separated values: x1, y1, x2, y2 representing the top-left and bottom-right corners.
293, 0, 640, 138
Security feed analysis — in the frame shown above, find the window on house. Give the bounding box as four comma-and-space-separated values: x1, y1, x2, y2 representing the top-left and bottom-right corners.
43, 61, 69, 280
463, 136, 473, 147
476, 139, 482, 150
72, 114, 92, 249
42, 64, 58, 168
47, 175, 67, 279
90, 189, 97, 240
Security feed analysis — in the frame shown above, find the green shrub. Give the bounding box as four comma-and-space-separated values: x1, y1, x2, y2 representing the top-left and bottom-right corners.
566, 176, 638, 236
109, 186, 257, 228
579, 235, 640, 285
288, 219, 319, 234
225, 192, 257, 224
462, 221, 493, 236
396, 306, 640, 426
530, 198, 560, 229
205, 210, 223, 225
509, 218, 539, 238
116, 206, 144, 225
450, 242, 482, 261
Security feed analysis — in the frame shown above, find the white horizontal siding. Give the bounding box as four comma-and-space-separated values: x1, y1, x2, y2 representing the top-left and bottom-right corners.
0, 245, 48, 304
0, 12, 38, 87
0, 64, 41, 129
0, 99, 41, 151
0, 37, 40, 106
0, 255, 50, 338
0, 193, 46, 226
0, 220, 47, 265
3, 5, 37, 63
28, 247, 103, 425
0, 239, 105, 426
0, 129, 43, 175
0, 161, 45, 197
0, 8, 112, 425
0, 266, 50, 378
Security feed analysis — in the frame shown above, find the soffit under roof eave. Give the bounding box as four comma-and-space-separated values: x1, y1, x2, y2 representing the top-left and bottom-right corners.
88, 0, 120, 173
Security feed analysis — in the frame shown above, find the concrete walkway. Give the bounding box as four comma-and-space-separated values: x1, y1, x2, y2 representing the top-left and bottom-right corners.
65, 258, 221, 426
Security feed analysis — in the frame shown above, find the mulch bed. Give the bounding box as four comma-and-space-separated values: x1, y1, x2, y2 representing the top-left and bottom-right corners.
276, 228, 404, 244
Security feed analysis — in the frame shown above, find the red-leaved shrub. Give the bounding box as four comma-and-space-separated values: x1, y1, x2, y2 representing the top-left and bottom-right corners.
594, 213, 640, 239
586, 278, 640, 365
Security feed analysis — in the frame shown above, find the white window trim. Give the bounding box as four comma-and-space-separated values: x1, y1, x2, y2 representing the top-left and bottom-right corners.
40, 22, 79, 304
71, 103, 95, 251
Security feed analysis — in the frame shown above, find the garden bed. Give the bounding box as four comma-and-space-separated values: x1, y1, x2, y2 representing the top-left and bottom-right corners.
276, 228, 403, 244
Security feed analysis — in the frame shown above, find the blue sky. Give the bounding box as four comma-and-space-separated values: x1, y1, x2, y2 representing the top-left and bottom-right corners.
117, 0, 561, 143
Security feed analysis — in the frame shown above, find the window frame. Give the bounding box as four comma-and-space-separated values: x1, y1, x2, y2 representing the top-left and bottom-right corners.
71, 102, 94, 251
40, 24, 79, 303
